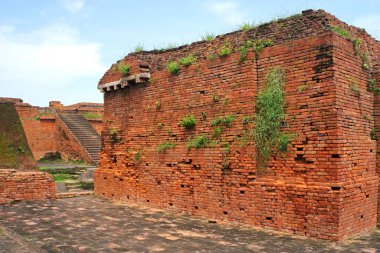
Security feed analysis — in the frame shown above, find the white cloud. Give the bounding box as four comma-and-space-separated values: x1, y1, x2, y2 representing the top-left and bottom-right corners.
63, 0, 85, 13
353, 14, 380, 40
205, 1, 247, 25
0, 23, 107, 105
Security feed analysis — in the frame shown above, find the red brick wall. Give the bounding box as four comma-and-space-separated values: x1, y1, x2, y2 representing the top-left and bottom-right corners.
0, 169, 55, 204
16, 105, 57, 160
374, 66, 380, 226
95, 10, 380, 240
55, 116, 93, 164
88, 119, 103, 134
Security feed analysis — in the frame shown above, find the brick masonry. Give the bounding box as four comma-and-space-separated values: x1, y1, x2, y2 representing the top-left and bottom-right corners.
0, 169, 55, 204
94, 10, 380, 240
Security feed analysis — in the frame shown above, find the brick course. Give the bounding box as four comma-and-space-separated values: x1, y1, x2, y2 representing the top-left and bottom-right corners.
95, 10, 380, 240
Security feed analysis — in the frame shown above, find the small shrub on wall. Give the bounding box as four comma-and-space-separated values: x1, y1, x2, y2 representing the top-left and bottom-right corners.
179, 114, 197, 129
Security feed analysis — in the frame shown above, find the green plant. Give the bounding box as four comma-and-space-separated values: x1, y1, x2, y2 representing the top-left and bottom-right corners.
353, 38, 362, 55
252, 39, 273, 59
238, 40, 253, 62
207, 53, 218, 60
213, 127, 222, 139
239, 22, 254, 32
155, 100, 162, 110
242, 116, 252, 125
370, 128, 376, 140
218, 42, 233, 57
331, 26, 353, 40
297, 85, 309, 92
186, 135, 209, 150
179, 54, 197, 66
222, 142, 231, 154
134, 152, 141, 162
211, 115, 235, 127
212, 94, 219, 102
361, 52, 370, 70
109, 128, 119, 143
53, 173, 76, 182
134, 44, 144, 53
278, 133, 295, 152
158, 123, 165, 129
349, 78, 360, 95
179, 114, 197, 129
117, 62, 131, 76
167, 61, 180, 74
254, 67, 292, 169
201, 32, 216, 41
157, 141, 176, 153
368, 78, 380, 94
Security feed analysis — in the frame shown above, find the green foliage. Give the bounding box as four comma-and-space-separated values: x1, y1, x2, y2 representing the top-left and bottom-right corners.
254, 67, 292, 169
83, 112, 101, 120
239, 22, 254, 32
212, 94, 219, 102
238, 40, 253, 62
349, 78, 360, 95
134, 44, 144, 53
218, 42, 233, 57
252, 39, 273, 59
157, 141, 176, 153
179, 114, 197, 129
353, 38, 362, 55
242, 116, 252, 125
179, 54, 197, 66
134, 152, 141, 162
211, 115, 235, 127
331, 26, 353, 40
109, 128, 119, 143
222, 142, 231, 154
201, 32, 216, 41
53, 173, 76, 182
186, 136, 209, 150
167, 61, 180, 74
368, 78, 380, 94
370, 128, 376, 140
158, 123, 164, 129
278, 133, 295, 152
361, 52, 370, 70
297, 85, 309, 92
222, 97, 229, 106
213, 127, 222, 139
117, 62, 131, 76
207, 53, 218, 60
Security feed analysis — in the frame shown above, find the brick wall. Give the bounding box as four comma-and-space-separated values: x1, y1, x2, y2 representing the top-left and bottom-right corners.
95, 10, 379, 240
15, 104, 57, 160
0, 169, 55, 204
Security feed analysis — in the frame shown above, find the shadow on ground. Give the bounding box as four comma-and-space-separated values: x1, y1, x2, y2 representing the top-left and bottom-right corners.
0, 196, 379, 253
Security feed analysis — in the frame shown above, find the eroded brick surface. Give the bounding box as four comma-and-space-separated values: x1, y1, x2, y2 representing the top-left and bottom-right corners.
94, 10, 380, 240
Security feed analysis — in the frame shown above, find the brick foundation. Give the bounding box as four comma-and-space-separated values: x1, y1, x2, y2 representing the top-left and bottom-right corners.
0, 170, 55, 204
94, 10, 380, 240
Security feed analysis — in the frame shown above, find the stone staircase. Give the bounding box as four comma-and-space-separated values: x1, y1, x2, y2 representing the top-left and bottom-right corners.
57, 113, 101, 165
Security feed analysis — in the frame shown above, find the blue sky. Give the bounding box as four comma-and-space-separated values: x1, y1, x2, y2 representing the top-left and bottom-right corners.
0, 0, 379, 106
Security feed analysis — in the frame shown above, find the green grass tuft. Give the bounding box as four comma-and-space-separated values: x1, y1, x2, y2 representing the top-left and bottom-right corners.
117, 62, 131, 76
186, 136, 209, 150
179, 54, 197, 66
83, 112, 101, 119
239, 22, 254, 32
157, 141, 176, 153
201, 32, 216, 41
167, 61, 180, 74
211, 115, 235, 127
218, 42, 233, 57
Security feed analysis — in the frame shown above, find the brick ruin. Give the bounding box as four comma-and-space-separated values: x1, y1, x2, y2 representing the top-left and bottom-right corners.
1, 98, 104, 164
94, 10, 380, 240
0, 102, 55, 203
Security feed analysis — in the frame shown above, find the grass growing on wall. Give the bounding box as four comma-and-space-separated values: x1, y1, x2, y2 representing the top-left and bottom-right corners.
254, 67, 293, 169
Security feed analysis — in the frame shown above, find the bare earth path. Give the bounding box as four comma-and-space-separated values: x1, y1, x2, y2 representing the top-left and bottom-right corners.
0, 196, 379, 253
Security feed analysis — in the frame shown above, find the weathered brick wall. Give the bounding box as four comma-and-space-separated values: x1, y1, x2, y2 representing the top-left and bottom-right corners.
88, 119, 103, 134
0, 169, 55, 204
15, 104, 57, 160
374, 66, 380, 225
95, 10, 380, 240
55, 116, 93, 164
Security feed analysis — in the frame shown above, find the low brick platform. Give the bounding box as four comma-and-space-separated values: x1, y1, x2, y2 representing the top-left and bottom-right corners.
0, 169, 55, 204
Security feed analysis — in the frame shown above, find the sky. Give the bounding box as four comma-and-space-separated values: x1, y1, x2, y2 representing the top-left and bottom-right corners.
0, 0, 379, 106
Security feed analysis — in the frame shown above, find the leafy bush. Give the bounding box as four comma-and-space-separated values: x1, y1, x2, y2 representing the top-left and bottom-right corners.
179, 114, 196, 129
239, 22, 254, 32
179, 55, 197, 66
186, 136, 209, 150
167, 61, 180, 74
